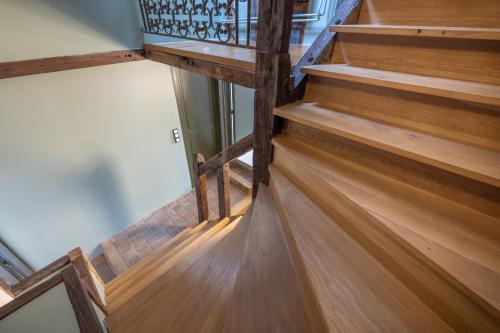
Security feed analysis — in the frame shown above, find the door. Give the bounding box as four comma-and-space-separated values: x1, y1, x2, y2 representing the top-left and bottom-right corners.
171, 69, 222, 183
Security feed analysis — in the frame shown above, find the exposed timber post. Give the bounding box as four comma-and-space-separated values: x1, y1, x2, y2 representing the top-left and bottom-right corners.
193, 153, 209, 222
217, 163, 231, 219
252, 0, 294, 198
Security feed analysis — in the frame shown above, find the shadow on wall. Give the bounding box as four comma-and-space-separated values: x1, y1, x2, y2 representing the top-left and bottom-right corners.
0, 155, 133, 268
37, 0, 143, 49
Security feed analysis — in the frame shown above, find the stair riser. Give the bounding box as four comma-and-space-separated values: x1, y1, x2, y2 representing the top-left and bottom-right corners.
304, 76, 500, 150
332, 33, 500, 85
281, 121, 500, 219
271, 147, 500, 330
357, 0, 500, 28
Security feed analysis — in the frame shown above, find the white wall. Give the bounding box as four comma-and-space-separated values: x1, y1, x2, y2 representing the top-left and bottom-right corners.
0, 0, 191, 269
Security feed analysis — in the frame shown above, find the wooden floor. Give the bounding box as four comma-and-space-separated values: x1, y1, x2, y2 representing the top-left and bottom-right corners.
92, 163, 251, 282
145, 41, 310, 72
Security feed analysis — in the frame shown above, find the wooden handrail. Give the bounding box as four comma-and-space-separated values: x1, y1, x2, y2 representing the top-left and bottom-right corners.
193, 134, 254, 222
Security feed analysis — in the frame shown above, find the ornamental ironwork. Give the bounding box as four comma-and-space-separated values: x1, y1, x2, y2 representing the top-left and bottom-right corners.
138, 0, 254, 47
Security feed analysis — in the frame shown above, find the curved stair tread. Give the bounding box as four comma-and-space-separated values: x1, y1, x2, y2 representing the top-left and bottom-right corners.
106, 213, 250, 333
301, 64, 500, 107
273, 137, 500, 313
106, 220, 216, 302
106, 217, 231, 313
270, 150, 500, 331
106, 224, 195, 293
269, 166, 453, 332
106, 220, 218, 299
224, 185, 328, 333
274, 102, 500, 187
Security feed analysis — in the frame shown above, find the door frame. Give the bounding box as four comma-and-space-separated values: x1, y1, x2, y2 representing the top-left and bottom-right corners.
170, 68, 222, 185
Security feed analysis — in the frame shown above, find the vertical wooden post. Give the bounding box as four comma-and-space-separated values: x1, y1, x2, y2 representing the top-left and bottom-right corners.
252, 0, 294, 198
217, 163, 231, 219
193, 153, 209, 222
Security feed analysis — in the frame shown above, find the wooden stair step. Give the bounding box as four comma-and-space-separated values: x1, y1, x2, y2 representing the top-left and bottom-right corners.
224, 185, 328, 333
105, 224, 195, 295
230, 172, 252, 192
106, 213, 249, 333
106, 217, 231, 312
331, 24, 500, 40
269, 166, 454, 332
273, 136, 500, 313
274, 102, 500, 187
301, 64, 500, 107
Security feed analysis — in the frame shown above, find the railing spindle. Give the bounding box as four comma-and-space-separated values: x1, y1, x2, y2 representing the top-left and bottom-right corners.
217, 163, 231, 219
193, 153, 209, 223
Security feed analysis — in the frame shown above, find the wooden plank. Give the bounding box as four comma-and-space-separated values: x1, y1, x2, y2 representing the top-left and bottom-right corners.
331, 25, 500, 40
273, 136, 500, 312
331, 30, 500, 85
146, 48, 255, 88
291, 0, 362, 92
0, 49, 145, 79
252, 0, 295, 196
193, 153, 209, 222
146, 42, 255, 71
269, 149, 500, 331
0, 274, 63, 320
304, 75, 500, 151
274, 102, 500, 187
357, 0, 500, 28
230, 172, 252, 192
269, 166, 454, 332
11, 255, 70, 296
224, 185, 329, 333
217, 163, 231, 219
302, 64, 500, 107
61, 266, 104, 333
199, 134, 253, 175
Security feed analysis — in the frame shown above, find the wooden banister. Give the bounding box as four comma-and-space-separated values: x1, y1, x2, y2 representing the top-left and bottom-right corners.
193, 134, 254, 222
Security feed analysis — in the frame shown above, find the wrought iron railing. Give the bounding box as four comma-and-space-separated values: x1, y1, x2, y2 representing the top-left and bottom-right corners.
138, 0, 330, 48
139, 0, 254, 47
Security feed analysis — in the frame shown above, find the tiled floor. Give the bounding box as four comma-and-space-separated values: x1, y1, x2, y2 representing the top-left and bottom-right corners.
92, 164, 251, 283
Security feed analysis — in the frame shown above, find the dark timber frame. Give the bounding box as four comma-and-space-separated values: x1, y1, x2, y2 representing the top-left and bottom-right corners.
252, 0, 295, 197
193, 134, 254, 222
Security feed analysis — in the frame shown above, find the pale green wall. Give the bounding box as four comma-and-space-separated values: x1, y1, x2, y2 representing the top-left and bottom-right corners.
0, 0, 192, 269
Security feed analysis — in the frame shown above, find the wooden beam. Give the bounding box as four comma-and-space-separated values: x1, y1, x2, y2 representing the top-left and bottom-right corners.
199, 134, 254, 175
62, 266, 104, 333
253, 0, 295, 198
291, 0, 362, 95
0, 274, 63, 320
217, 163, 231, 219
11, 255, 70, 296
0, 49, 145, 79
146, 49, 256, 89
193, 153, 209, 223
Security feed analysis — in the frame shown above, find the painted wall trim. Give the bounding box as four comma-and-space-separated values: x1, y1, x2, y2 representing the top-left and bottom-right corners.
0, 49, 146, 79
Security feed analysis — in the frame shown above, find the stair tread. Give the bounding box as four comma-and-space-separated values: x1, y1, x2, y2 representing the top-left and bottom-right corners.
224, 185, 328, 332
269, 166, 453, 332
331, 24, 500, 40
274, 102, 500, 187
273, 137, 500, 312
301, 64, 500, 107
105, 224, 195, 294
106, 214, 249, 333
106, 217, 231, 312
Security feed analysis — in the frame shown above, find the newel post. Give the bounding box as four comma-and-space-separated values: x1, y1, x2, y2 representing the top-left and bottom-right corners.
193, 153, 209, 222
252, 0, 294, 198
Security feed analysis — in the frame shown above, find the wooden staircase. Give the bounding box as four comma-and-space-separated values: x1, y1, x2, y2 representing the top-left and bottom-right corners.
103, 1, 500, 331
